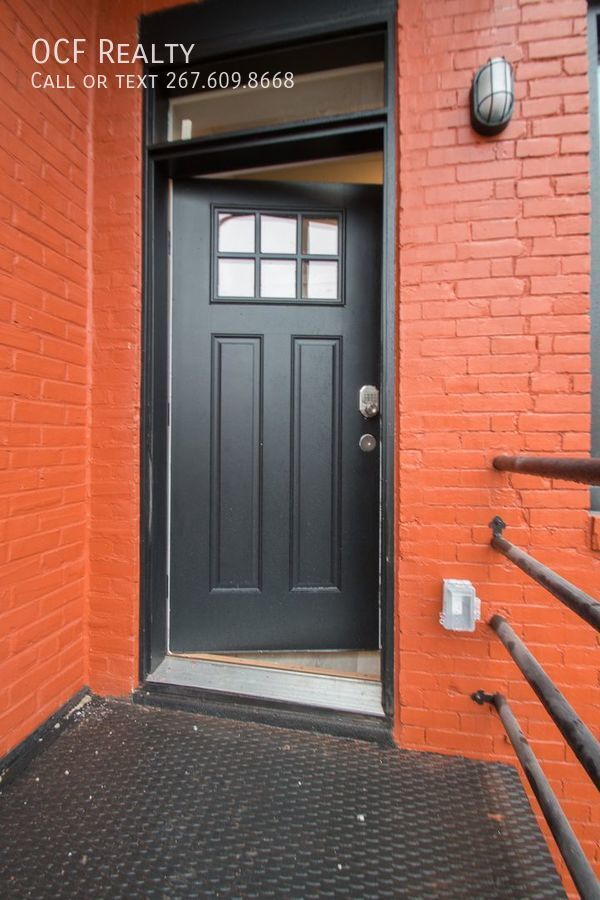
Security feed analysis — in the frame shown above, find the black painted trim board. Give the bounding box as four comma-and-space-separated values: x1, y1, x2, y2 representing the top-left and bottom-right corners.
139, 0, 396, 67
587, 2, 600, 511
0, 687, 92, 788
134, 683, 395, 746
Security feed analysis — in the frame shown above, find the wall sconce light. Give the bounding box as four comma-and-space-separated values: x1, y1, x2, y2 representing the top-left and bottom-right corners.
470, 57, 514, 136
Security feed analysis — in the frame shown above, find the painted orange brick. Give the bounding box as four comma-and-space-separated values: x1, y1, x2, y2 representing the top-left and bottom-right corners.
1, 0, 598, 896
0, 0, 92, 759
398, 1, 599, 892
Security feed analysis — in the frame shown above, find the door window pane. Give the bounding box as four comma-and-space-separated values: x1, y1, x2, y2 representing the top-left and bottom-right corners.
218, 258, 255, 297
218, 213, 255, 253
302, 217, 338, 255
302, 260, 338, 300
260, 259, 296, 298
260, 215, 297, 254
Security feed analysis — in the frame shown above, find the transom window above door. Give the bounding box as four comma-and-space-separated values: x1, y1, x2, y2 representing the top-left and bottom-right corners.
213, 209, 343, 303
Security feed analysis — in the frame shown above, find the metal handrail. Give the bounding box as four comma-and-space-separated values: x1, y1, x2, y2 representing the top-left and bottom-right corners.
472, 691, 600, 900
493, 455, 600, 486
489, 615, 600, 790
489, 518, 600, 632
479, 456, 600, 895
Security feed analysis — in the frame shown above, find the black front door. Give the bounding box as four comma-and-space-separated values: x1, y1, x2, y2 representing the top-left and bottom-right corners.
170, 178, 381, 651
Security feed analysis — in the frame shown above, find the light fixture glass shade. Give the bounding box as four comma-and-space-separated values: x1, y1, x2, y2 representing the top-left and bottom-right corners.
470, 57, 514, 136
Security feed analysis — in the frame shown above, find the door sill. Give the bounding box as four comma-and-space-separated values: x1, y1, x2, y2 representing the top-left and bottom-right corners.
147, 654, 384, 717
176, 651, 380, 681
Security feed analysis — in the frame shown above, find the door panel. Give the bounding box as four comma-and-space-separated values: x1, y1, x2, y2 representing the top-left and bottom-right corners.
291, 337, 341, 590
170, 179, 381, 650
210, 336, 262, 591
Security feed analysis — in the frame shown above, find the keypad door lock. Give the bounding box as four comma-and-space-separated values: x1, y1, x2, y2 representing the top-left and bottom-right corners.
359, 385, 379, 419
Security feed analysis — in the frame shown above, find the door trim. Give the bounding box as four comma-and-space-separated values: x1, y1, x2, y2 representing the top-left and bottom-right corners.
140, 7, 397, 719
139, 0, 396, 70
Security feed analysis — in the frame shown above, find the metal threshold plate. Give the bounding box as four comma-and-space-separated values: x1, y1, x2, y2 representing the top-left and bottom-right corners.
147, 655, 384, 717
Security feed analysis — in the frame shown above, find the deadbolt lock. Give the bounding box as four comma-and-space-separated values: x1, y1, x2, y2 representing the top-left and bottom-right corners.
359, 434, 377, 452
359, 385, 379, 419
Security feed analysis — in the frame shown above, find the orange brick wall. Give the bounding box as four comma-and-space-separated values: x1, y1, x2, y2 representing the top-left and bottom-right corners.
87, 0, 181, 694
396, 0, 599, 884
88, 0, 144, 696
0, 0, 92, 757
1, 0, 598, 890
1, 0, 181, 750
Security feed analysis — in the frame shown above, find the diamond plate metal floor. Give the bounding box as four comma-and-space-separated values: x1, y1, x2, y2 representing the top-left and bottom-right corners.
0, 699, 565, 899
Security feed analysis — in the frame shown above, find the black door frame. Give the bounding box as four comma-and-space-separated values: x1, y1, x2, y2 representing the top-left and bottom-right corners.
139, 0, 398, 717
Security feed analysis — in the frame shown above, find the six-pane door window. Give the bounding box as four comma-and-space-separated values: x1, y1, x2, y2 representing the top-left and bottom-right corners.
215, 210, 342, 302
